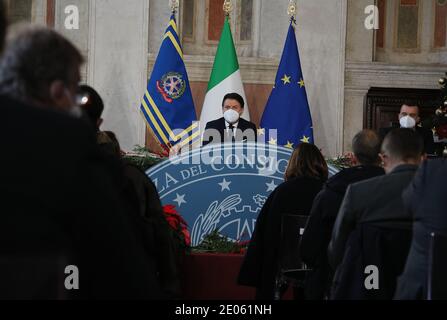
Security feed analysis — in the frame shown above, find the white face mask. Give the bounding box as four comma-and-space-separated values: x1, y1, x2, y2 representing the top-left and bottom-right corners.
223, 109, 240, 125
399, 115, 416, 129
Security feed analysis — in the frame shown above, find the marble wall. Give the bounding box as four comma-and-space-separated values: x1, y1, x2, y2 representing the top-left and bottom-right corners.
344, 0, 446, 152
148, 0, 348, 157
30, 0, 446, 155
86, 0, 149, 151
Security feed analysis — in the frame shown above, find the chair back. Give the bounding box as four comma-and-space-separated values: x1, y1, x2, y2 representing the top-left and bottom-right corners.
331, 224, 412, 300
427, 232, 447, 300
278, 214, 309, 272
274, 214, 310, 299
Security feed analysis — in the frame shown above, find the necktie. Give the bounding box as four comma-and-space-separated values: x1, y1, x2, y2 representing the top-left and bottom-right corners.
229, 124, 235, 142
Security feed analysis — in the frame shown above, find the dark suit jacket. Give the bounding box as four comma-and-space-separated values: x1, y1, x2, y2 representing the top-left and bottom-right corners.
328, 164, 419, 271
395, 159, 447, 300
379, 126, 435, 155
202, 117, 257, 146
238, 176, 324, 300
300, 165, 384, 299
331, 224, 412, 300
0, 95, 160, 299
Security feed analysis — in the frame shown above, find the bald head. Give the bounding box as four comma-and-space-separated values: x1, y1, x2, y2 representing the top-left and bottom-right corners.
352, 129, 381, 166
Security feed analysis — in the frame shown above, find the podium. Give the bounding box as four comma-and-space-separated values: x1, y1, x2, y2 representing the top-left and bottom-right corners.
181, 253, 255, 300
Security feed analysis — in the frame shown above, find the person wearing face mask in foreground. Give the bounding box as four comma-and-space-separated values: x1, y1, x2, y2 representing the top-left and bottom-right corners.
0, 22, 162, 299
379, 103, 435, 155
202, 92, 257, 146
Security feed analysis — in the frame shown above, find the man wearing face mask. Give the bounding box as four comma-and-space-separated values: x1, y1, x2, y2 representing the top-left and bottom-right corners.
379, 103, 435, 155
0, 20, 162, 299
202, 93, 257, 146
0, 26, 84, 118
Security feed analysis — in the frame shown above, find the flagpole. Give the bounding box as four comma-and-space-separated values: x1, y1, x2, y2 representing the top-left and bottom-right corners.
288, 0, 297, 24
223, 0, 233, 18
170, 0, 179, 14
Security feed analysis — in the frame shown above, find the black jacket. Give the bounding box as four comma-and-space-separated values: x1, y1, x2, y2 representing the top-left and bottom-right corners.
0, 95, 161, 299
331, 224, 412, 300
238, 176, 324, 300
379, 126, 435, 155
395, 159, 447, 300
122, 162, 182, 298
202, 117, 257, 146
328, 164, 419, 271
300, 165, 384, 299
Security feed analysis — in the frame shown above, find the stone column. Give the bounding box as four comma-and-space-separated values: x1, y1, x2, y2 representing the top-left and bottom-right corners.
344, 0, 375, 152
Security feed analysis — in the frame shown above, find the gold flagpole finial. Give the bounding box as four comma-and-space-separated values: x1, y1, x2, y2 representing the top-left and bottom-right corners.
223, 0, 233, 17
287, 0, 297, 21
170, 0, 179, 14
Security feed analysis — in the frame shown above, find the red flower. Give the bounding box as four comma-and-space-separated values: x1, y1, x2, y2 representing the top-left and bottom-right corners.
436, 124, 447, 140
181, 229, 191, 247
162, 205, 191, 247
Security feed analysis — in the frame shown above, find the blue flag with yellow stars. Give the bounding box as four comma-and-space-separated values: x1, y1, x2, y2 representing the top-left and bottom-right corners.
260, 20, 314, 149
140, 15, 198, 150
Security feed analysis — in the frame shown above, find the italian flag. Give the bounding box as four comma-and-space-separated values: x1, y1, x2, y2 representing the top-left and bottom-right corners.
199, 17, 250, 132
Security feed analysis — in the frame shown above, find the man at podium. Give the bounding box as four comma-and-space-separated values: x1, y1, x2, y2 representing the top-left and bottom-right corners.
202, 93, 257, 146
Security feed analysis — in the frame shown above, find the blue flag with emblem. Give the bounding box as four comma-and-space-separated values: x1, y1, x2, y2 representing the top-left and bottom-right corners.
260, 20, 314, 148
140, 15, 198, 150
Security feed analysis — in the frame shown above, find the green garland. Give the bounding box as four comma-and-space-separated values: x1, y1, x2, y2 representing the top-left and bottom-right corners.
123, 146, 165, 171
326, 156, 354, 171
192, 230, 247, 254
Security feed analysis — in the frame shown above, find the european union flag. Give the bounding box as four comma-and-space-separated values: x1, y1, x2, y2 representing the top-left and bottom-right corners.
260, 21, 314, 149
140, 15, 198, 150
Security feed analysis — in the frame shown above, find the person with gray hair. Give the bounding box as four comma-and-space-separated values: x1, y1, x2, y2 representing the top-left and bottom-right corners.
0, 8, 161, 299
0, 26, 83, 116
300, 129, 385, 300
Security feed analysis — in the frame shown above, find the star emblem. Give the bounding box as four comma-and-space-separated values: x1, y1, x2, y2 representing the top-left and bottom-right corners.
281, 74, 291, 85
300, 136, 310, 143
298, 78, 305, 88
257, 128, 265, 136
266, 180, 278, 192
285, 141, 294, 149
173, 193, 186, 207
268, 137, 277, 145
218, 178, 231, 192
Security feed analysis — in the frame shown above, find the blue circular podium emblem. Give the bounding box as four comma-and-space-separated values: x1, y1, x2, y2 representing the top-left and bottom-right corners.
147, 143, 338, 246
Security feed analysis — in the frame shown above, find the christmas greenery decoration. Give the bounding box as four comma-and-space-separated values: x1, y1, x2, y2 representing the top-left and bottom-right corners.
192, 230, 249, 254
123, 145, 165, 171
426, 72, 447, 141
326, 154, 355, 171
434, 73, 447, 139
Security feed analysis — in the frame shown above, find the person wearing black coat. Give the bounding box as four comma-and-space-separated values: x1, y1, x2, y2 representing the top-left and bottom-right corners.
0, 14, 161, 299
301, 130, 384, 300
80, 87, 182, 299
395, 159, 447, 300
328, 129, 425, 300
0, 95, 162, 299
238, 143, 328, 300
